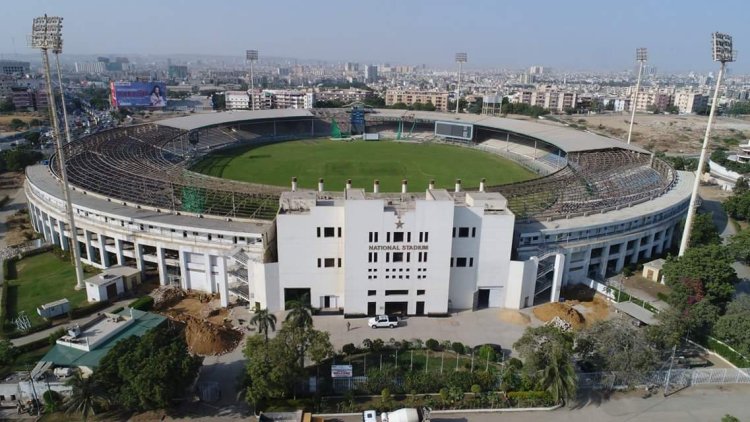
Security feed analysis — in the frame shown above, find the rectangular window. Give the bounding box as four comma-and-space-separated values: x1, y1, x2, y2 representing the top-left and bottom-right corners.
406, 253, 411, 263
369, 232, 373, 242
456, 257, 467, 267
385, 290, 408, 296
417, 289, 425, 295
387, 232, 391, 242
450, 258, 454, 267
317, 227, 321, 237
407, 232, 412, 242
324, 258, 335, 268
324, 227, 335, 237
469, 257, 474, 267
452, 227, 456, 238
471, 227, 476, 237
338, 227, 342, 237
368, 252, 373, 263
368, 290, 376, 296
338, 258, 342, 267
424, 232, 429, 242
419, 232, 423, 242
393, 232, 404, 242
458, 227, 470, 238
424, 252, 428, 262
393, 252, 404, 262
317, 258, 322, 268
386, 252, 390, 263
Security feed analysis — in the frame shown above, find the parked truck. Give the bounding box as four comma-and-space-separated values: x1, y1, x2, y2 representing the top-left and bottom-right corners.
363, 407, 430, 422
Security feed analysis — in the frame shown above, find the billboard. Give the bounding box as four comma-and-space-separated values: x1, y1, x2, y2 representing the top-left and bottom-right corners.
331, 365, 353, 378
110, 81, 167, 108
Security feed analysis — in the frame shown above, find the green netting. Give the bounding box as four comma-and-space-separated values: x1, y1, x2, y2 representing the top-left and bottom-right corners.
331, 118, 342, 139
182, 186, 206, 213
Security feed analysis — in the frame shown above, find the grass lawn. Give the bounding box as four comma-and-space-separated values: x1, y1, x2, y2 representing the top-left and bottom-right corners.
191, 139, 537, 192
6, 252, 96, 327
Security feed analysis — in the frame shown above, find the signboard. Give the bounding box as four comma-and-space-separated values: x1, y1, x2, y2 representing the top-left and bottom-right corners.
110, 81, 167, 108
434, 121, 473, 141
331, 364, 353, 378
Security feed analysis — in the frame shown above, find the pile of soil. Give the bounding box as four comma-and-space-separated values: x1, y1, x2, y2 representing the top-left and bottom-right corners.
150, 285, 186, 310
183, 316, 242, 356
532, 302, 585, 330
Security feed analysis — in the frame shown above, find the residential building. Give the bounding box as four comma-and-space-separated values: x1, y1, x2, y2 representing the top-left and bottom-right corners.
365, 65, 378, 83
0, 60, 30, 76
385, 90, 450, 112
673, 91, 708, 114
225, 91, 250, 110
74, 62, 105, 74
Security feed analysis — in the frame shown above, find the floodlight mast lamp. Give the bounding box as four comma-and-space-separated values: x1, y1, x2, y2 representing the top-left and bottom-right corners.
246, 49, 258, 110
626, 48, 647, 145
455, 53, 467, 114
31, 15, 86, 290
679, 32, 736, 257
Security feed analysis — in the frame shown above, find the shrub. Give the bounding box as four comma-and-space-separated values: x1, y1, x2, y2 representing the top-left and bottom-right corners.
623, 266, 633, 277
43, 389, 62, 412
70, 300, 111, 319
470, 384, 482, 394
506, 391, 555, 407
425, 339, 440, 351
381, 388, 391, 401
477, 344, 497, 362
506, 357, 523, 370
0, 339, 18, 365
342, 343, 358, 355
130, 296, 154, 311
451, 342, 465, 355
47, 328, 66, 345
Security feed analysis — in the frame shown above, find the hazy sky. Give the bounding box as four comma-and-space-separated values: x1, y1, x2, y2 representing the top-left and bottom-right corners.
2, 0, 749, 72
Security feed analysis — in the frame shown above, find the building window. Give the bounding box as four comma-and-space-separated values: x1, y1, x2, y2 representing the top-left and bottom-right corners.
424, 252, 428, 262
324, 258, 335, 268
456, 257, 467, 267
386, 252, 390, 263
407, 232, 412, 242
317, 227, 321, 237
450, 258, 454, 267
338, 227, 342, 237
368, 290, 376, 296
417, 289, 425, 295
368, 252, 374, 263
471, 227, 476, 237
424, 232, 429, 242
338, 258, 342, 267
458, 227, 470, 238
393, 232, 404, 242
452, 227, 456, 238
317, 258, 322, 268
406, 253, 411, 263
469, 257, 474, 267
386, 290, 408, 296
324, 227, 335, 237
393, 252, 404, 263
387, 232, 391, 242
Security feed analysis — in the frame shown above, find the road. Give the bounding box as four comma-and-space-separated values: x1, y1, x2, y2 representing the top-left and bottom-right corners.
329, 385, 750, 422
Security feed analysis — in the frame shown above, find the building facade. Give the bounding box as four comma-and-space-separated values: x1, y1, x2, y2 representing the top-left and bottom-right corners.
0, 60, 30, 76
385, 90, 450, 112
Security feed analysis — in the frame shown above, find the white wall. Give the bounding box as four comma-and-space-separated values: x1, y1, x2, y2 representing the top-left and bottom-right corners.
505, 258, 538, 309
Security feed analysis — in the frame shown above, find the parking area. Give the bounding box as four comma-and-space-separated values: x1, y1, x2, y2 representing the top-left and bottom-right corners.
312, 308, 537, 356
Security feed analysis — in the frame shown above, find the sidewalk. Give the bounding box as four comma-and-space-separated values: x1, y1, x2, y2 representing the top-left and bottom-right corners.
9, 298, 135, 347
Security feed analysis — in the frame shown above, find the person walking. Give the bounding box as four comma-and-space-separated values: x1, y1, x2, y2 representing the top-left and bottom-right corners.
346, 321, 351, 332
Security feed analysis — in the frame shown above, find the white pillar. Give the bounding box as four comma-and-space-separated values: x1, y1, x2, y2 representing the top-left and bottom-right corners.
115, 239, 125, 266
84, 231, 95, 263
217, 255, 229, 307
205, 253, 214, 293
157, 246, 167, 286
99, 235, 110, 267
40, 211, 51, 243
630, 237, 641, 264
550, 254, 565, 303
47, 214, 59, 247
135, 243, 144, 273
598, 246, 609, 279
57, 220, 68, 251
179, 249, 189, 289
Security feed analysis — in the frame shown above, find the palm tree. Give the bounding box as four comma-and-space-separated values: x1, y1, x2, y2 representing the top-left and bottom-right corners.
250, 308, 277, 346
285, 293, 313, 329
538, 348, 577, 405
64, 372, 108, 421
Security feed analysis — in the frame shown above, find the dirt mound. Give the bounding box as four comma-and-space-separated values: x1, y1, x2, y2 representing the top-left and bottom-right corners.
184, 316, 242, 356
532, 302, 585, 330
150, 285, 186, 310
498, 309, 531, 325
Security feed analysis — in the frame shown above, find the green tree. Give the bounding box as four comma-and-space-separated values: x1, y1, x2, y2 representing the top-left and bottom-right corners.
690, 212, 722, 246
724, 191, 750, 221
64, 372, 109, 421
0, 339, 17, 365
735, 177, 749, 195
0, 98, 14, 112
722, 415, 740, 422
662, 245, 738, 309
538, 347, 577, 404
575, 319, 659, 378
713, 294, 750, 356
96, 325, 202, 411
513, 325, 574, 375
250, 308, 277, 349
729, 229, 750, 263
285, 293, 313, 329
23, 131, 41, 147
9, 118, 26, 131
244, 334, 296, 410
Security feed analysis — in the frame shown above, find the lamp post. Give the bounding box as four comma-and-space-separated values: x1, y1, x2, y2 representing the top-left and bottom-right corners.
246, 49, 258, 110
626, 48, 647, 145
679, 32, 736, 256
30, 15, 85, 289
455, 53, 467, 113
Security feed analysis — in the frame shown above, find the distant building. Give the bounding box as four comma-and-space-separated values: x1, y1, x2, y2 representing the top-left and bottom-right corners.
314, 88, 370, 104
513, 88, 576, 112
168, 65, 189, 79
529, 66, 545, 75
673, 91, 708, 114
11, 88, 34, 111
614, 98, 630, 112
385, 89, 449, 112
481, 94, 504, 116
0, 75, 13, 99
344, 62, 359, 72
74, 62, 105, 74
0, 60, 30, 76
365, 65, 378, 83
225, 91, 250, 110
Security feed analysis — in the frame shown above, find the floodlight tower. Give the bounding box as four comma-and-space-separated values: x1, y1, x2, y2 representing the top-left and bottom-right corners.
679, 32, 736, 257
626, 48, 647, 145
455, 52, 467, 113
30, 15, 85, 289
246, 49, 258, 110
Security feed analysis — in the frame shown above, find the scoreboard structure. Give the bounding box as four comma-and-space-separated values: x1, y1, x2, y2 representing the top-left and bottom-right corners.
434, 121, 474, 141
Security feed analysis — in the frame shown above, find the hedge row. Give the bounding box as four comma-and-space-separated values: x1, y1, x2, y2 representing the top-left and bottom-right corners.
70, 300, 111, 319
129, 296, 154, 311
705, 337, 750, 368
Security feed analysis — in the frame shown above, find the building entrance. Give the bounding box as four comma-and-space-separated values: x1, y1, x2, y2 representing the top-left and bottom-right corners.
384, 301, 408, 316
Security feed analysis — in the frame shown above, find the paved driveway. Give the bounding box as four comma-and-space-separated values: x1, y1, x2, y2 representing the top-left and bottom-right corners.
312, 308, 533, 356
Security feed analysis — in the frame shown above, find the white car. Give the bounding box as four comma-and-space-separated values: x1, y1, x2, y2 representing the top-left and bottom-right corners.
367, 315, 400, 329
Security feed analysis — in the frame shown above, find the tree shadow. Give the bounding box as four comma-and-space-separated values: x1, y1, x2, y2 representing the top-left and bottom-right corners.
569, 388, 612, 410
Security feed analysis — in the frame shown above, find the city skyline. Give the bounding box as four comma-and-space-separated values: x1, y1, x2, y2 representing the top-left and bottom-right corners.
1, 0, 748, 73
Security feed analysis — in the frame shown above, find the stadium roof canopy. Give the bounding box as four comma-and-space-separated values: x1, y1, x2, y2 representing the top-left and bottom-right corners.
157, 108, 648, 154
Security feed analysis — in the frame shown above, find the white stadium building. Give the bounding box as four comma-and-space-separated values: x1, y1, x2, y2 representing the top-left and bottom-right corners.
25, 109, 693, 315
